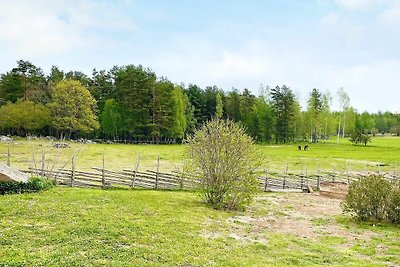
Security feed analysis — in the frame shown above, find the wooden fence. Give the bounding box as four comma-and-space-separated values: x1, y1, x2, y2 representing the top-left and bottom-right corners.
25, 164, 399, 192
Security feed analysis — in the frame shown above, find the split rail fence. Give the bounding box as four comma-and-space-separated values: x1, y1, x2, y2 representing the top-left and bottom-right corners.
25, 164, 399, 192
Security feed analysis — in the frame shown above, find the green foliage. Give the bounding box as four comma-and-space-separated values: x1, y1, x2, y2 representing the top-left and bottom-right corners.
307, 88, 323, 143
0, 100, 51, 134
342, 175, 400, 223
215, 92, 223, 118
350, 132, 371, 146
271, 85, 298, 143
49, 79, 99, 134
101, 99, 123, 140
387, 180, 400, 224
0, 177, 54, 195
186, 118, 261, 210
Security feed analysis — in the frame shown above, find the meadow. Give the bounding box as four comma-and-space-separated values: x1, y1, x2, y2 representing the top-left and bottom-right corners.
1, 136, 400, 174
1, 136, 400, 266
1, 188, 399, 266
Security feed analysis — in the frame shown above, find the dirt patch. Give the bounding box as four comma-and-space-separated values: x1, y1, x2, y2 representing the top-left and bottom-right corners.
201, 192, 379, 249
319, 182, 349, 200
230, 193, 378, 244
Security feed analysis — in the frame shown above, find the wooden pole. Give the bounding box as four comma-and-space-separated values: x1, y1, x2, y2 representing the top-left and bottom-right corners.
41, 147, 45, 177
317, 164, 320, 191
102, 153, 106, 189
305, 163, 308, 187
264, 168, 269, 192
347, 161, 350, 184
71, 156, 76, 187
156, 155, 160, 189
283, 163, 288, 189
7, 142, 11, 167
132, 155, 140, 188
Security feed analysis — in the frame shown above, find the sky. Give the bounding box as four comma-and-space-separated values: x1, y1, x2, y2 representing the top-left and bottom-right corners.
0, 0, 399, 113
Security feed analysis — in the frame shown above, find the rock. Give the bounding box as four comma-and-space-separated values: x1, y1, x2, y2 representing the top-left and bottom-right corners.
0, 163, 29, 183
52, 142, 69, 148
0, 135, 13, 142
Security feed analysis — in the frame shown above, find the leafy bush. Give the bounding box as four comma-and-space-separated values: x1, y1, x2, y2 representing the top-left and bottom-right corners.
0, 177, 54, 195
342, 175, 400, 223
349, 132, 371, 146
186, 118, 261, 211
387, 180, 400, 224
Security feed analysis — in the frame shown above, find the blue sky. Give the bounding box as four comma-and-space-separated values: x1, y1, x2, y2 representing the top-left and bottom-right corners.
0, 0, 399, 112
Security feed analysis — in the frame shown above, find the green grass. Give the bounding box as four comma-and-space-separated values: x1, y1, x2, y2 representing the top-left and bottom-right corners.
1, 188, 399, 266
1, 136, 400, 173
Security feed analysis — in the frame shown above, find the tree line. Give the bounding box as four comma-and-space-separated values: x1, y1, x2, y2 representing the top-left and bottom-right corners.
0, 60, 399, 143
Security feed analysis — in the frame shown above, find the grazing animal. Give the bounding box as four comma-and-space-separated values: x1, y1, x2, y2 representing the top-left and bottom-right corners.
298, 145, 302, 151
304, 145, 309, 151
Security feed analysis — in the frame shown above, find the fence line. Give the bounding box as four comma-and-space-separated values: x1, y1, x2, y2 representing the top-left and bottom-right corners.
23, 164, 399, 192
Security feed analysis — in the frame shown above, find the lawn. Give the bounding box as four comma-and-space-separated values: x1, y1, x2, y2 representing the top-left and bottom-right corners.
1, 136, 400, 174
1, 187, 399, 266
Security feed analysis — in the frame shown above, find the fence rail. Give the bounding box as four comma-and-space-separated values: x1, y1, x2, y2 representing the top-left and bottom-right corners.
24, 165, 399, 192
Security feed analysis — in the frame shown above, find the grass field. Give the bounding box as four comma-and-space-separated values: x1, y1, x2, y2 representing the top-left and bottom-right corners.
1, 187, 399, 266
1, 136, 400, 174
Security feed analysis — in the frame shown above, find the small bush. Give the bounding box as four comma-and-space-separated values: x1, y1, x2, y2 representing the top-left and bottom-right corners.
387, 180, 400, 224
342, 175, 399, 224
0, 177, 54, 195
186, 118, 261, 211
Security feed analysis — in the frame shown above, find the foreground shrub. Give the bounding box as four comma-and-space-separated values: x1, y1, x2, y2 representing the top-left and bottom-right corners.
0, 177, 54, 195
387, 180, 400, 224
342, 175, 399, 223
186, 118, 261, 211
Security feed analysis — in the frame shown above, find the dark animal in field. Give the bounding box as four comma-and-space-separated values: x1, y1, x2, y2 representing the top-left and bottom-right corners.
298, 145, 302, 151
304, 145, 309, 151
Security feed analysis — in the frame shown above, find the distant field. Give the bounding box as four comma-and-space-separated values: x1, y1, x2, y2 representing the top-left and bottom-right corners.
0, 136, 399, 173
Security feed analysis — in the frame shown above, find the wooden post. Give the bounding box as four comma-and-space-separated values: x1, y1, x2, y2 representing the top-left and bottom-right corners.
7, 142, 11, 167
347, 161, 350, 184
41, 147, 45, 177
305, 163, 308, 187
264, 168, 270, 192
132, 155, 140, 188
155, 155, 160, 189
317, 168, 320, 191
71, 156, 76, 187
102, 153, 106, 189
283, 163, 288, 189
176, 165, 184, 190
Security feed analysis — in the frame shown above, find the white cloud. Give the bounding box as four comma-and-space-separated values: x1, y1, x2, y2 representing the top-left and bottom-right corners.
334, 0, 382, 11
377, 4, 400, 25
0, 0, 136, 57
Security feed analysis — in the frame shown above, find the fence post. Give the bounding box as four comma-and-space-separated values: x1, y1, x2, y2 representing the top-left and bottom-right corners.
264, 168, 269, 192
71, 156, 76, 187
347, 161, 350, 184
132, 155, 140, 188
283, 163, 288, 189
155, 155, 160, 189
41, 147, 45, 177
102, 153, 106, 189
305, 163, 308, 187
317, 167, 320, 191
7, 142, 11, 167
176, 165, 184, 190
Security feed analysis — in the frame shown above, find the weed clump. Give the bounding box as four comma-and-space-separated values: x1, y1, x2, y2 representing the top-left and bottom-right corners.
0, 177, 54, 195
